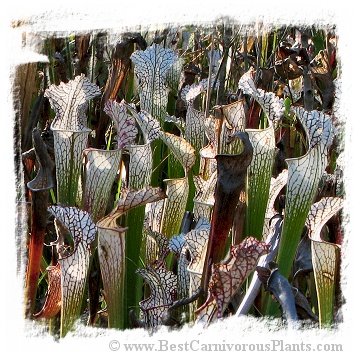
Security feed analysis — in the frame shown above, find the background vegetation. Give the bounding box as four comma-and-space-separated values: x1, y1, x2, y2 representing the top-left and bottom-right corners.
15, 22, 344, 338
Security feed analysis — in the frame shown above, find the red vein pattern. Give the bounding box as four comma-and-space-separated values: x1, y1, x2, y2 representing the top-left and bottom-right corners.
104, 99, 138, 150
195, 237, 269, 325
137, 267, 177, 328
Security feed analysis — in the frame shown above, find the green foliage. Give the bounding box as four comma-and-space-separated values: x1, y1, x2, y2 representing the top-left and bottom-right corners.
21, 24, 343, 336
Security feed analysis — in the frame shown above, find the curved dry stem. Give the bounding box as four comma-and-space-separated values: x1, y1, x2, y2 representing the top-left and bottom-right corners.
25, 128, 55, 317
27, 128, 55, 192
257, 262, 299, 324
202, 132, 253, 294
236, 216, 283, 316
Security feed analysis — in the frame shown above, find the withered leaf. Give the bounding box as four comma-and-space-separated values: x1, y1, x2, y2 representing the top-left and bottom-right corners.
98, 186, 166, 228
33, 263, 61, 319
257, 261, 298, 323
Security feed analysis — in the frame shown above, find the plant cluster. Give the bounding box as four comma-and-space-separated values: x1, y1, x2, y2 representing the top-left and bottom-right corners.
19, 24, 344, 338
